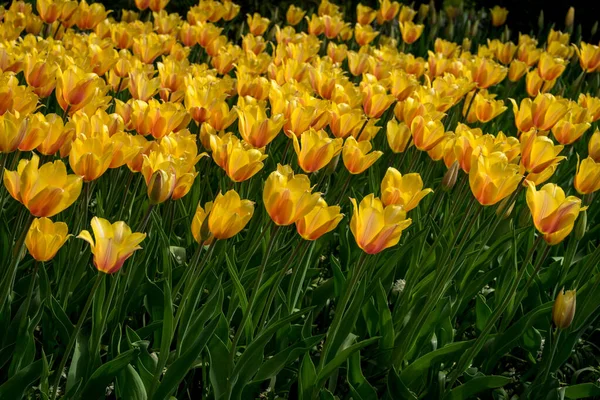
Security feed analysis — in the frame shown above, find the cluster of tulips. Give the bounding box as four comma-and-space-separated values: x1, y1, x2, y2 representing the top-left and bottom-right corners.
0, 0, 599, 398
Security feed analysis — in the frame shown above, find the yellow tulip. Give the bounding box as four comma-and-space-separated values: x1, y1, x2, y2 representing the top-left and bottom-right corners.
398, 4, 417, 22
469, 152, 522, 206
292, 128, 343, 173
191, 201, 214, 245
342, 136, 383, 174
236, 99, 286, 148
551, 105, 591, 145
75, 0, 109, 30
574, 42, 600, 73
25, 217, 70, 262
36, 114, 74, 156
4, 154, 82, 217
56, 64, 105, 115
225, 137, 267, 182
520, 130, 565, 174
329, 103, 365, 139
357, 4, 377, 25
578, 94, 600, 122
389, 70, 418, 101
510, 93, 569, 132
355, 23, 379, 46
69, 132, 115, 182
247, 13, 269, 36
263, 164, 321, 226
526, 182, 585, 245
386, 118, 411, 153
508, 60, 529, 82
574, 156, 600, 195
296, 197, 343, 241
490, 5, 508, 27
381, 168, 432, 211
466, 57, 507, 89
410, 115, 446, 151
495, 41, 517, 64
399, 21, 424, 44
537, 52, 566, 81
0, 111, 28, 153
377, 0, 400, 23
362, 83, 396, 119
208, 190, 254, 240
128, 69, 160, 102
350, 194, 412, 254
78, 217, 146, 274
589, 130, 600, 162
553, 289, 576, 329
286, 5, 306, 25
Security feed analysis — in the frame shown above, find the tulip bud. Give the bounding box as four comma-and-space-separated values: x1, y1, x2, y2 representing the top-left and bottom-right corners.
574, 209, 587, 240
496, 197, 515, 219
429, 0, 437, 25
148, 169, 174, 205
538, 10, 544, 32
442, 161, 459, 191
552, 289, 576, 329
565, 7, 575, 29
591, 21, 598, 37
471, 20, 479, 37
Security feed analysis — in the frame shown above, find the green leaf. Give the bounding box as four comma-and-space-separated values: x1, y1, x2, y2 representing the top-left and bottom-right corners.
299, 354, 317, 400
385, 368, 417, 400
49, 296, 73, 344
153, 318, 218, 400
0, 359, 43, 399
253, 335, 324, 382
400, 340, 475, 390
475, 294, 492, 332
67, 330, 90, 393
207, 336, 230, 400
316, 337, 379, 387
116, 365, 148, 400
225, 253, 248, 312
79, 348, 140, 399
446, 376, 512, 400
347, 351, 378, 400
564, 383, 600, 399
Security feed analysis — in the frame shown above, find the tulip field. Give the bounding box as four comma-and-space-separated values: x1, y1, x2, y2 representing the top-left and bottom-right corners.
1, 0, 600, 398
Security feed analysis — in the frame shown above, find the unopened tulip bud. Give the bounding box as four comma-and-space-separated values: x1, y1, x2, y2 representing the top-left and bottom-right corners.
552, 289, 576, 329
442, 161, 459, 191
538, 10, 544, 32
565, 7, 575, 29
575, 209, 587, 240
591, 21, 598, 37
148, 169, 174, 205
471, 20, 479, 37
496, 197, 515, 219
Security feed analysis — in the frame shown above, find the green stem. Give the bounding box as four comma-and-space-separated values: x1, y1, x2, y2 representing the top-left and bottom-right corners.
541, 329, 561, 384
17, 261, 39, 334
50, 273, 104, 400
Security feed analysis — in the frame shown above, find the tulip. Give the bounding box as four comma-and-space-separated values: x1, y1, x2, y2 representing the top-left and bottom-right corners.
75, 0, 109, 30
589, 130, 600, 162
517, 43, 542, 66
490, 6, 508, 27
327, 42, 348, 64
69, 132, 115, 182
495, 41, 517, 64
355, 23, 379, 46
306, 14, 325, 36
398, 5, 417, 22
463, 91, 507, 123
574, 42, 600, 73
286, 5, 306, 25
247, 13, 269, 36
149, 0, 169, 12
147, 168, 176, 205
381, 168, 432, 210
389, 70, 418, 101
208, 190, 254, 240
4, 154, 82, 217
520, 130, 565, 174
537, 52, 566, 81
553, 289, 576, 329
191, 201, 214, 245
0, 112, 28, 153
578, 94, 600, 122
525, 70, 545, 97
210, 134, 267, 183
23, 52, 58, 98
236, 99, 286, 148
386, 119, 411, 153
469, 152, 522, 206
510, 93, 569, 132
296, 197, 343, 241
329, 103, 365, 139
283, 104, 317, 138
357, 4, 377, 25
263, 164, 321, 226
574, 156, 600, 194
342, 137, 383, 174
362, 83, 395, 119
133, 34, 167, 64
508, 60, 529, 82
292, 128, 343, 173
399, 21, 424, 44
36, 0, 63, 23
110, 132, 143, 169
350, 194, 412, 254
78, 217, 146, 274
25, 218, 70, 262
411, 115, 446, 151
56, 64, 105, 115
466, 57, 507, 89
551, 105, 591, 145
323, 15, 348, 39
37, 114, 74, 156
347, 51, 370, 76
377, 0, 400, 23
128, 70, 160, 102
526, 182, 585, 245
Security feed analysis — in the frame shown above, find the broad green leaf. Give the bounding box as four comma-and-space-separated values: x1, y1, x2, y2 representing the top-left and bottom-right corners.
385, 368, 417, 400
564, 383, 600, 399
207, 336, 230, 400
316, 337, 379, 387
446, 375, 512, 400
0, 359, 43, 399
79, 348, 140, 399
116, 365, 148, 400
299, 354, 317, 400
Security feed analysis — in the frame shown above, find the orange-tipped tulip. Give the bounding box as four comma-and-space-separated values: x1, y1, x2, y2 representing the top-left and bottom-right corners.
399, 21, 424, 44
589, 130, 600, 162
78, 217, 146, 274
510, 93, 569, 132
4, 154, 82, 217
208, 190, 254, 240
520, 130, 565, 174
292, 128, 343, 173
386, 119, 411, 153
574, 156, 600, 194
469, 152, 522, 206
342, 136, 383, 174
350, 194, 412, 254
526, 182, 584, 245
69, 132, 116, 182
25, 217, 70, 262
381, 167, 432, 211
411, 115, 446, 151
236, 100, 285, 148
263, 164, 321, 226
296, 197, 343, 241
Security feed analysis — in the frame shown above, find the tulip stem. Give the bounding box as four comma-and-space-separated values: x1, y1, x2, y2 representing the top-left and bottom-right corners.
50, 273, 104, 400
137, 203, 155, 232
541, 328, 561, 385
0, 214, 35, 315
335, 174, 352, 204
446, 234, 544, 388
227, 225, 281, 395
17, 261, 38, 335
